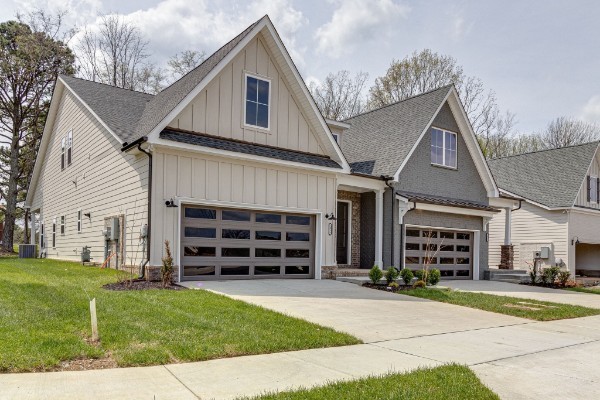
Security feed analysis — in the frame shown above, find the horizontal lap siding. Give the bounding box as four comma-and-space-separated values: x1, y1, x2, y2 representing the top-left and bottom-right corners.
151, 148, 337, 268
168, 35, 325, 155
510, 202, 568, 269
488, 208, 506, 268
30, 90, 148, 266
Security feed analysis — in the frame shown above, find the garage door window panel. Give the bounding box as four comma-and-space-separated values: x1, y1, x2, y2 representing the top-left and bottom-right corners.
222, 210, 251, 221
222, 229, 250, 239
286, 232, 310, 241
256, 213, 281, 223
184, 266, 216, 276
286, 215, 310, 225
255, 266, 281, 275
221, 266, 250, 276
185, 208, 217, 219
286, 266, 310, 275
256, 248, 282, 257
222, 248, 251, 257
256, 231, 282, 240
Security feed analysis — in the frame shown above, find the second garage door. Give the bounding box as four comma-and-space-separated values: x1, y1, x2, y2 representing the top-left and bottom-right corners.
404, 227, 473, 279
181, 205, 315, 280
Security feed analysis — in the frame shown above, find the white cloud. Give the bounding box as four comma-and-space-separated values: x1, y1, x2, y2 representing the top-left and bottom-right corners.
14, 0, 102, 26
579, 95, 600, 124
315, 0, 410, 58
451, 15, 473, 41
71, 0, 307, 68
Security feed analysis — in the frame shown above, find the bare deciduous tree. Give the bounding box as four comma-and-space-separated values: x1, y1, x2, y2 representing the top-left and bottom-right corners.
76, 15, 149, 90
167, 50, 206, 80
539, 117, 600, 149
368, 49, 514, 150
309, 70, 368, 120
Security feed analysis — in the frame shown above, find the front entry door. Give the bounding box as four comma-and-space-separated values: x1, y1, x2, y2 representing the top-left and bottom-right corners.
336, 201, 349, 264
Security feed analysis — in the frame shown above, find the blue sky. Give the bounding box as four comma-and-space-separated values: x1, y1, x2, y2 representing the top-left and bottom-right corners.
3, 0, 600, 134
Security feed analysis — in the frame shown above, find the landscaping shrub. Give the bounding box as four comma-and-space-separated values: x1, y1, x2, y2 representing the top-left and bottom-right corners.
400, 268, 414, 285
384, 267, 399, 284
389, 282, 399, 290
546, 266, 561, 284
529, 267, 538, 284
413, 280, 426, 289
369, 265, 383, 284
558, 270, 571, 287
161, 240, 174, 287
414, 269, 428, 282
428, 268, 441, 286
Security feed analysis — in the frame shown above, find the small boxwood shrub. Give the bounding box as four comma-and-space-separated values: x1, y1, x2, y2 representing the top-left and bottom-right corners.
369, 265, 383, 284
412, 280, 426, 289
414, 269, 428, 282
557, 270, 570, 287
389, 281, 399, 289
385, 267, 399, 284
400, 268, 414, 285
427, 268, 441, 286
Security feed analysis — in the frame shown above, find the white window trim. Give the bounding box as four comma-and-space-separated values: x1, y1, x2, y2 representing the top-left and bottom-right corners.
431, 126, 457, 169
60, 215, 65, 235
61, 137, 66, 170
243, 72, 271, 132
52, 217, 56, 248
40, 220, 45, 249
77, 209, 82, 233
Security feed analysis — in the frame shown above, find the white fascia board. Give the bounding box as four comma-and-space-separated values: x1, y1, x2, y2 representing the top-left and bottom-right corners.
498, 188, 553, 210
413, 202, 498, 218
60, 77, 123, 145
565, 207, 600, 216
325, 119, 351, 130
337, 173, 386, 191
263, 22, 351, 173
151, 139, 343, 175
446, 89, 499, 198
146, 19, 268, 142
489, 197, 519, 208
393, 89, 451, 181
25, 82, 65, 207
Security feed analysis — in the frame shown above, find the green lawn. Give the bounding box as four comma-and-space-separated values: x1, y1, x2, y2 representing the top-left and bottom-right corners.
566, 287, 600, 295
401, 288, 600, 321
0, 257, 359, 372
243, 364, 499, 400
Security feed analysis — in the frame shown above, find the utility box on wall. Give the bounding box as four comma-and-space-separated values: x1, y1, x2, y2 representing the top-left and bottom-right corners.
540, 247, 550, 259
109, 217, 120, 241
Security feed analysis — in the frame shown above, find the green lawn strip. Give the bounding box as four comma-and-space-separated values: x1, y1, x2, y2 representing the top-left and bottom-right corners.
0, 257, 359, 372
242, 364, 499, 400
401, 288, 600, 321
565, 287, 600, 295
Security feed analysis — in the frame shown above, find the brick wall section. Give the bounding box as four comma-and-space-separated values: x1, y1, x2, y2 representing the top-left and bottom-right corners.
360, 192, 376, 268
337, 190, 362, 268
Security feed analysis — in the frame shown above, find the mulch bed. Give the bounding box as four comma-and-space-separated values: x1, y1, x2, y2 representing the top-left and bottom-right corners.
362, 282, 415, 292
103, 279, 187, 291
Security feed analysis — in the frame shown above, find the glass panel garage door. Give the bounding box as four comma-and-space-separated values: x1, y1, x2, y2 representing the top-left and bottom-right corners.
181, 206, 315, 280
404, 227, 473, 279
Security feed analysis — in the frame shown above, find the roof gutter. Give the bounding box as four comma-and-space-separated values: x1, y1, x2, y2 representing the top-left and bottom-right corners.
121, 136, 148, 152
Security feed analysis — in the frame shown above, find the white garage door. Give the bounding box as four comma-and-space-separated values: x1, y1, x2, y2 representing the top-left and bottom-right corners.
404, 227, 473, 279
181, 206, 315, 280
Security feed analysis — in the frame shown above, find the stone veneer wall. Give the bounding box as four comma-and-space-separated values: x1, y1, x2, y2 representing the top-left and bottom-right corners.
337, 190, 362, 269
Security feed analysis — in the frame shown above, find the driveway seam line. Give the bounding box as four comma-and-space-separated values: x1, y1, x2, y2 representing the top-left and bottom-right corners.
365, 343, 445, 364
163, 365, 202, 400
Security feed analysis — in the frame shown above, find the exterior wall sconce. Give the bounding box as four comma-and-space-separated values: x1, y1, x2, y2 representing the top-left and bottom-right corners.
571, 236, 580, 246
84, 212, 91, 219
165, 198, 178, 208
325, 213, 336, 221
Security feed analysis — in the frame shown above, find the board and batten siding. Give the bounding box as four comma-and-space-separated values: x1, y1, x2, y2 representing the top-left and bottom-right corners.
29, 89, 148, 266
167, 35, 325, 156
150, 148, 337, 270
574, 148, 600, 209
488, 201, 569, 270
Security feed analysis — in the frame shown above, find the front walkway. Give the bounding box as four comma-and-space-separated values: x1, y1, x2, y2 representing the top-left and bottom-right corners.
442, 280, 600, 309
2, 280, 599, 400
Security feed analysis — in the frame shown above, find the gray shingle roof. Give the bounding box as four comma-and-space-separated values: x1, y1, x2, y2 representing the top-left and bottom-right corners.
341, 85, 453, 177
488, 141, 599, 208
397, 191, 498, 212
160, 129, 342, 169
60, 75, 153, 141
132, 18, 262, 141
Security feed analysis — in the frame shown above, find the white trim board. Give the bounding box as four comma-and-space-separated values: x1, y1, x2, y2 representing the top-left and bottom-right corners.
410, 202, 497, 218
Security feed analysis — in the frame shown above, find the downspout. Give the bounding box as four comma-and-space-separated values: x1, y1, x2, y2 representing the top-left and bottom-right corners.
382, 176, 395, 268
137, 142, 152, 279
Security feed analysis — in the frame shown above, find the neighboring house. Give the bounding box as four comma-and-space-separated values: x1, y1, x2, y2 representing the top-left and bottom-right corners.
25, 15, 499, 281
488, 141, 600, 277
337, 87, 499, 280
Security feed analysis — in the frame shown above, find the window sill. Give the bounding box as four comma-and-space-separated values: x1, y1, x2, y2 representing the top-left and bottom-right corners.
243, 123, 271, 134
431, 163, 457, 171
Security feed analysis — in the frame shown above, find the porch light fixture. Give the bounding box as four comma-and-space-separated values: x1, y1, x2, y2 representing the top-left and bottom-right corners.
571, 236, 580, 246
325, 213, 336, 221
165, 198, 178, 208
84, 212, 91, 219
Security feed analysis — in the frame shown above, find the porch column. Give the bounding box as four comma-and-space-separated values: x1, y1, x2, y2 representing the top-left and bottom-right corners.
504, 207, 511, 245
374, 189, 384, 268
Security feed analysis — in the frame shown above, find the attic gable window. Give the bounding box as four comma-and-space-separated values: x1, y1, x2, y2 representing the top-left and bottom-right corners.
588, 176, 599, 203
431, 127, 457, 169
245, 74, 270, 130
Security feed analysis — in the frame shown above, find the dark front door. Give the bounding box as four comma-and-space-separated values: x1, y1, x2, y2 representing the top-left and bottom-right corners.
336, 201, 349, 264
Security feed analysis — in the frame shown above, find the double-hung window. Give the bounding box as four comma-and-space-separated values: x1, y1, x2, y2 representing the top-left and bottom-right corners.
245, 74, 270, 129
61, 137, 66, 170
61, 130, 73, 169
431, 127, 457, 168
40, 222, 45, 248
52, 218, 56, 248
77, 210, 82, 233
589, 176, 599, 203
67, 130, 73, 166
60, 216, 65, 235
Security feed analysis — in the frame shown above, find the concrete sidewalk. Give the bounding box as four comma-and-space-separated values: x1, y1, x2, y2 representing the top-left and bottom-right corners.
442, 280, 600, 309
2, 280, 599, 400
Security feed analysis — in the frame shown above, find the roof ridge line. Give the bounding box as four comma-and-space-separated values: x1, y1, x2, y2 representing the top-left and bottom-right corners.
489, 140, 600, 161
60, 74, 154, 97
343, 84, 454, 122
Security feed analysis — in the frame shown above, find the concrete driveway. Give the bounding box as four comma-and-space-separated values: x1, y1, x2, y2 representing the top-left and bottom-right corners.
193, 279, 600, 399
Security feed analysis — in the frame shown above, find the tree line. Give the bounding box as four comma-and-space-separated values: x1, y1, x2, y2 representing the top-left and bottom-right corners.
0, 9, 598, 251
